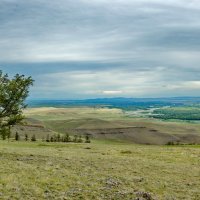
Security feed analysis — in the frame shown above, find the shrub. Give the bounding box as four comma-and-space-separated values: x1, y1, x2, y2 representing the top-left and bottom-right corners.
31, 135, 36, 142
73, 135, 78, 143
25, 134, 28, 141
78, 135, 83, 143
85, 134, 91, 143
64, 133, 71, 142
50, 136, 54, 142
166, 141, 174, 145
46, 134, 50, 142
57, 134, 61, 142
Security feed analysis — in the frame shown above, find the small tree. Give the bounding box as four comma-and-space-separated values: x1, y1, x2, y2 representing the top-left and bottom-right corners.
46, 134, 50, 142
50, 136, 54, 142
57, 133, 61, 142
73, 135, 78, 143
85, 134, 91, 143
53, 134, 57, 142
0, 71, 34, 140
25, 134, 28, 141
31, 134, 36, 142
15, 131, 20, 141
64, 133, 71, 142
78, 135, 83, 143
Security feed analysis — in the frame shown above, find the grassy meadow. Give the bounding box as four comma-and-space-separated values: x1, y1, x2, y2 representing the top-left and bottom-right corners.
0, 140, 200, 200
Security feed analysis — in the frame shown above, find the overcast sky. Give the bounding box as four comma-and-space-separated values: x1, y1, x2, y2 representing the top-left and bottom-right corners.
1, 0, 200, 99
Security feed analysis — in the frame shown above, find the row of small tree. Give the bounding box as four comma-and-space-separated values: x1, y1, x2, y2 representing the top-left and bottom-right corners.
13, 132, 91, 143
14, 132, 37, 142
44, 133, 91, 143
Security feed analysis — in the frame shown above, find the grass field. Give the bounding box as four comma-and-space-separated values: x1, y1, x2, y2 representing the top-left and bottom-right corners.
0, 140, 199, 199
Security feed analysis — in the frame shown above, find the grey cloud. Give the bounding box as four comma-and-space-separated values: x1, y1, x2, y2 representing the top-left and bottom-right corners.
0, 0, 200, 98
1, 0, 200, 62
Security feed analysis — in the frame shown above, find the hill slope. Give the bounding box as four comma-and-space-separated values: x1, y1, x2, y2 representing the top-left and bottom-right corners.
18, 107, 200, 145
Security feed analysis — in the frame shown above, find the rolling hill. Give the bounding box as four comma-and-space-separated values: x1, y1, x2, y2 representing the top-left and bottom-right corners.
11, 107, 200, 145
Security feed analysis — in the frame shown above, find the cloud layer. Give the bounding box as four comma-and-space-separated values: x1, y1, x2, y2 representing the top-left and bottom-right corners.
0, 0, 200, 98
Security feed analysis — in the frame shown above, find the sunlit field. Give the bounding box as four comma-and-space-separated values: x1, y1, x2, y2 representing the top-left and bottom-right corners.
0, 140, 200, 200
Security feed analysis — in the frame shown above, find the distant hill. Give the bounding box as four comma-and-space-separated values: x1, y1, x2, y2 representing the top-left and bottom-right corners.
27, 97, 200, 109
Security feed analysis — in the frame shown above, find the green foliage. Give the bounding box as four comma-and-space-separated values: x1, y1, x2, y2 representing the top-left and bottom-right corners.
64, 133, 71, 142
31, 135, 36, 142
78, 135, 83, 143
0, 70, 34, 139
0, 127, 9, 140
46, 134, 50, 142
56, 133, 61, 142
166, 141, 175, 145
73, 135, 78, 143
15, 132, 20, 141
152, 107, 200, 120
85, 134, 91, 143
50, 136, 54, 142
25, 134, 28, 141
42, 133, 87, 144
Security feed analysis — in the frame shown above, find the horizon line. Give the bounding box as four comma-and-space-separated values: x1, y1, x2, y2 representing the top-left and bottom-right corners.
27, 96, 200, 101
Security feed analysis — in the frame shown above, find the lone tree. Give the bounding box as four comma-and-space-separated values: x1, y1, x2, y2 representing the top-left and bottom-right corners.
0, 71, 34, 140
85, 134, 91, 143
15, 131, 20, 141
25, 133, 28, 141
31, 134, 36, 142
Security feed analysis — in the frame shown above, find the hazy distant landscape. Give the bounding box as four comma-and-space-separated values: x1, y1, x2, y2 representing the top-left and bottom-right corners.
1, 98, 200, 199
18, 98, 200, 145
27, 97, 200, 108
2, 85, 200, 200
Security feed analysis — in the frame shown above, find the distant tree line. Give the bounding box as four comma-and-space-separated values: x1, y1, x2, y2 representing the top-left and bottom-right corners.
152, 107, 200, 120
13, 132, 91, 143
